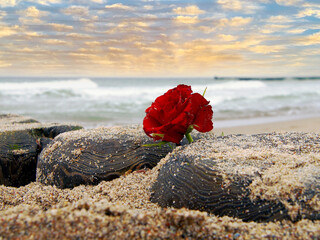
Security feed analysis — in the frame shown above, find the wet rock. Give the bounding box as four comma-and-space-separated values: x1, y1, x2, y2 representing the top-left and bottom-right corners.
36, 126, 172, 189
0, 130, 38, 187
0, 114, 83, 187
151, 133, 320, 222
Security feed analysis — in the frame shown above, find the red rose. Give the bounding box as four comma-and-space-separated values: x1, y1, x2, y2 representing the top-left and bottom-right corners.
143, 84, 213, 144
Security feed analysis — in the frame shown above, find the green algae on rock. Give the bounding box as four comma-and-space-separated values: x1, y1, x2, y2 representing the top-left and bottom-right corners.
0, 114, 83, 187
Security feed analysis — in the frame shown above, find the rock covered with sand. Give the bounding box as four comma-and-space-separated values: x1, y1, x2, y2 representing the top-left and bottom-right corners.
151, 133, 320, 222
36, 125, 172, 188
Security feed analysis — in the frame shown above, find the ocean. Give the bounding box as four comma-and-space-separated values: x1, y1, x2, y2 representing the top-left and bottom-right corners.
1, 77, 320, 128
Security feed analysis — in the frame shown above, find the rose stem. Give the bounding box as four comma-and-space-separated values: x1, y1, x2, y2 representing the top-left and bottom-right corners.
185, 132, 193, 143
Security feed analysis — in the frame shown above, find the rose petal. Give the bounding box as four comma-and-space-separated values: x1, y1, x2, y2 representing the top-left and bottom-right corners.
175, 84, 192, 99
193, 105, 213, 132
160, 123, 186, 144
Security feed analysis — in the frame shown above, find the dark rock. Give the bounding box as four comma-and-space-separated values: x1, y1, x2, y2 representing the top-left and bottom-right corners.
0, 114, 83, 187
151, 133, 320, 222
39, 137, 53, 151
43, 125, 83, 139
0, 130, 38, 187
37, 126, 172, 189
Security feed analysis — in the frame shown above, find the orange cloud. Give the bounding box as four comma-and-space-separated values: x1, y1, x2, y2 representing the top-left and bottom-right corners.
0, 60, 12, 68
218, 34, 238, 41
250, 45, 285, 54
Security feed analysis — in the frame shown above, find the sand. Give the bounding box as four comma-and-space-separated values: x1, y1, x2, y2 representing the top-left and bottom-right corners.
1, 117, 320, 239
214, 116, 320, 135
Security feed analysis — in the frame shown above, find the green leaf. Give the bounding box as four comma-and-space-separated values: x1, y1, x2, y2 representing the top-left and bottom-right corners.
143, 141, 173, 149
151, 133, 165, 138
202, 87, 207, 97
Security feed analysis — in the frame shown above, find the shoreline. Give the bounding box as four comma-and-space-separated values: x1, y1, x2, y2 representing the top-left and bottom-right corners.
2, 113, 320, 136
213, 116, 320, 135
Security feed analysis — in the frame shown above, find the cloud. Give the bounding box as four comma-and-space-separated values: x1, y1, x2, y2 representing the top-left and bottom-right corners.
218, 34, 238, 41
1, 0, 320, 77
174, 16, 199, 24
286, 28, 307, 34
173, 5, 205, 15
0, 60, 12, 68
198, 16, 252, 34
61, 5, 89, 16
24, 6, 48, 18
24, 31, 42, 37
249, 45, 285, 54
260, 24, 291, 34
0, 0, 17, 7
267, 15, 293, 23
0, 11, 7, 20
65, 36, 180, 76
106, 20, 150, 34
84, 41, 101, 47
26, 0, 61, 5
296, 8, 320, 18
19, 18, 43, 25
217, 0, 242, 11
217, 0, 262, 13
105, 3, 135, 11
70, 0, 105, 3
275, 0, 302, 6
17, 6, 48, 24
49, 23, 74, 31
300, 48, 320, 56
302, 3, 320, 8
43, 39, 69, 45
66, 33, 92, 39
218, 17, 252, 27
25, 6, 41, 18
108, 47, 126, 53
297, 32, 320, 45
173, 39, 243, 74
143, 5, 153, 10
0, 25, 18, 37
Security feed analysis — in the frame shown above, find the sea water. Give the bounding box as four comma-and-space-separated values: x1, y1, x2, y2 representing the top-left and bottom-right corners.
0, 77, 320, 128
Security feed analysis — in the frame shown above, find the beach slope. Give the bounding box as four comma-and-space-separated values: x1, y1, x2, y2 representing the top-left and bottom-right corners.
0, 118, 319, 239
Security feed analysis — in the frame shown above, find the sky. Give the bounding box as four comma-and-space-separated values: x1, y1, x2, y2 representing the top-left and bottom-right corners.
0, 0, 320, 77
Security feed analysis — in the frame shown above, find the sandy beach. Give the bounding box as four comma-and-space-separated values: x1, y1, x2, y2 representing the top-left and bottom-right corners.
1, 117, 319, 239
214, 117, 320, 135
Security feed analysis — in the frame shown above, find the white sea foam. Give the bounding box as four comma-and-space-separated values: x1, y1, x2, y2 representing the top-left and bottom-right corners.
0, 78, 97, 92
207, 80, 266, 91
